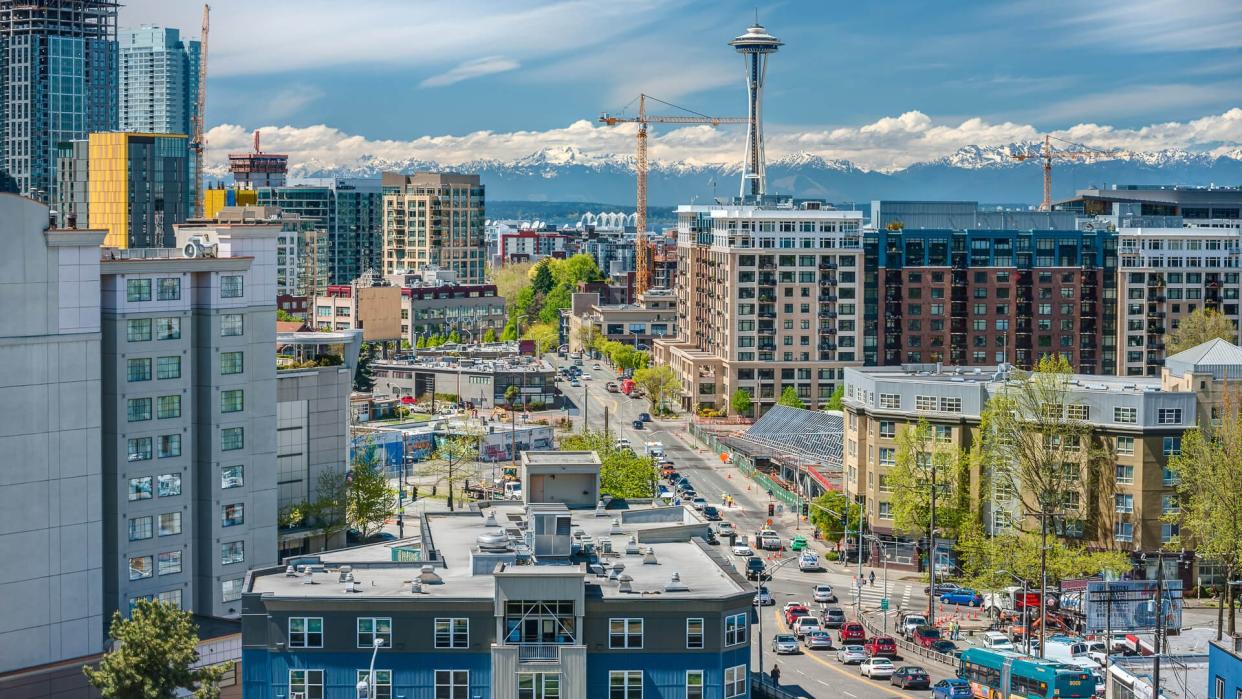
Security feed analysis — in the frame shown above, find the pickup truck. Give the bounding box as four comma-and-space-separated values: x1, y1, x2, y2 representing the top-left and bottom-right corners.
757, 529, 782, 551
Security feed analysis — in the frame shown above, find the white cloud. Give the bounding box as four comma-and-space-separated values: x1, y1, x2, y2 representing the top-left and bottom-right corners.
420, 57, 520, 88
202, 108, 1242, 176
1000, 0, 1242, 53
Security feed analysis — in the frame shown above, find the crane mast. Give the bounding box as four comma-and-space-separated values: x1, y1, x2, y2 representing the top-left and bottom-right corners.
191, 4, 210, 218
1013, 134, 1118, 211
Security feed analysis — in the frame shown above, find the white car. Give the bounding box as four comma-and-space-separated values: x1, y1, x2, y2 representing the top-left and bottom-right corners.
799, 553, 822, 572
716, 521, 736, 536
812, 584, 837, 603
860, 658, 895, 679
731, 544, 753, 557
980, 631, 1015, 652
592, 363, 602, 370
792, 617, 822, 638
753, 586, 774, 606
690, 497, 708, 510
581, 374, 591, 381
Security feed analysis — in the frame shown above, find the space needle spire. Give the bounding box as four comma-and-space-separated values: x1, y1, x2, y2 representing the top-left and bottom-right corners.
729, 20, 782, 199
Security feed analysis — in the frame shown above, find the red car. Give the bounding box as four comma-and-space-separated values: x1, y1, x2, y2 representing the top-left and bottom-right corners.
783, 605, 810, 626
912, 625, 942, 648
864, 636, 898, 658
837, 621, 866, 645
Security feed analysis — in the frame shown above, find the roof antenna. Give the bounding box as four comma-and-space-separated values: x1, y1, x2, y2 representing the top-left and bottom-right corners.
754, 7, 759, 24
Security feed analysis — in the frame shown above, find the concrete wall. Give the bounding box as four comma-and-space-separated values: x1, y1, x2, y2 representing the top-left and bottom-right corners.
528, 473, 596, 508
356, 286, 402, 341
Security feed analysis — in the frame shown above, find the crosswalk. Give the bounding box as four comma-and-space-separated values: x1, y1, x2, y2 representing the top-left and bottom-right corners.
848, 582, 913, 610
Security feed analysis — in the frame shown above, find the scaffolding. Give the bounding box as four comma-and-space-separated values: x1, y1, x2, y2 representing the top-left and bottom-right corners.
0, 1, 118, 38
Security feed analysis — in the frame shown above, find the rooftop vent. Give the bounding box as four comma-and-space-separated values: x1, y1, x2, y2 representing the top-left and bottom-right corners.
302, 572, 316, 585
337, 565, 353, 583
599, 537, 613, 554
609, 562, 626, 582
588, 563, 607, 576
419, 565, 443, 585
609, 518, 624, 535
411, 579, 424, 594
617, 573, 634, 593
285, 565, 297, 577
665, 572, 689, 592
625, 536, 641, 556
642, 547, 658, 565
344, 581, 361, 594
595, 501, 607, 517
476, 531, 510, 552
484, 510, 500, 527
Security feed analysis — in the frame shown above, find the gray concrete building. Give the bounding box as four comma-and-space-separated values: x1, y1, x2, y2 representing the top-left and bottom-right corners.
372, 355, 560, 409
0, 194, 106, 674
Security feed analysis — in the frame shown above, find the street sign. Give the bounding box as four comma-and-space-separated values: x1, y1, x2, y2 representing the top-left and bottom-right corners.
880, 598, 889, 610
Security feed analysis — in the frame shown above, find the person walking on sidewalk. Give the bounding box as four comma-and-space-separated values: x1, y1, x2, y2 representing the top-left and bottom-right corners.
770, 665, 781, 685
869, 570, 876, 587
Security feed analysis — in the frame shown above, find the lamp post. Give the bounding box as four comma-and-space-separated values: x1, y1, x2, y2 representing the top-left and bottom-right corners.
882, 547, 890, 633
755, 555, 802, 682
356, 637, 384, 699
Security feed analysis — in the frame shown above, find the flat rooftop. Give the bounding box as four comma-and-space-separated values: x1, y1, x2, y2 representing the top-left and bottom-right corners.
523, 451, 601, 467
848, 364, 1170, 396
248, 503, 746, 601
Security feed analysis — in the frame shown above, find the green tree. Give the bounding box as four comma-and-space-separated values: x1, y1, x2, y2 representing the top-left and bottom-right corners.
540, 282, 574, 324
276, 308, 299, 322
416, 335, 427, 349
730, 388, 753, 417
346, 444, 396, 538
421, 433, 480, 512
531, 260, 556, 295
482, 327, 498, 343
808, 490, 861, 543
553, 253, 605, 286
523, 321, 560, 354
1166, 308, 1238, 355
448, 330, 461, 344
887, 418, 972, 539
307, 469, 350, 549
777, 386, 806, 409
491, 261, 534, 301
353, 342, 376, 392
956, 522, 1129, 595
825, 385, 845, 411
633, 365, 681, 413
560, 430, 655, 499
576, 322, 600, 355
84, 599, 231, 699
500, 321, 518, 342
504, 384, 521, 407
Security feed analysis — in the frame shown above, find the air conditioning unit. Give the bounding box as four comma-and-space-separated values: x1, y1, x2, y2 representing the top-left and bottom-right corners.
182, 235, 219, 259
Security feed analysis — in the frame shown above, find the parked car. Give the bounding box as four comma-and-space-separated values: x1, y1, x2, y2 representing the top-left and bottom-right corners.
863, 636, 898, 659
940, 588, 984, 607
837, 622, 866, 645
912, 626, 942, 648
891, 666, 931, 689
716, 521, 736, 537
860, 658, 895, 679
932, 678, 973, 699
631, 420, 644, 429
789, 535, 808, 551
812, 584, 837, 603
731, 543, 753, 557
980, 631, 1015, 652
782, 604, 811, 626
690, 497, 708, 510
771, 634, 799, 655
804, 630, 833, 650
638, 412, 651, 422
606, 382, 619, 392
702, 505, 721, 520
924, 581, 962, 596
745, 557, 769, 580
798, 553, 822, 572
753, 586, 774, 606
930, 639, 960, 655
680, 490, 697, 501
821, 607, 846, 629
792, 617, 822, 638
836, 645, 867, 664
592, 363, 602, 370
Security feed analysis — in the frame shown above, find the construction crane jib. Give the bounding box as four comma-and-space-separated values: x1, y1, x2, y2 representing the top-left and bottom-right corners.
191, 4, 210, 218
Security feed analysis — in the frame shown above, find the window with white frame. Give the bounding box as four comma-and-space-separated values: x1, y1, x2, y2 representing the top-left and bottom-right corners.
221, 578, 243, 602
724, 613, 747, 645
879, 393, 900, 409
915, 395, 936, 411
1116, 436, 1135, 455
1115, 522, 1134, 542
434, 618, 469, 648
609, 618, 643, 649
934, 425, 952, 443
686, 618, 704, 648
940, 397, 962, 413
517, 673, 559, 699
1115, 494, 1134, 514
879, 502, 893, 519
878, 421, 895, 438
1067, 404, 1090, 420
289, 669, 323, 699
357, 617, 392, 648
1162, 494, 1180, 515
1115, 464, 1134, 485
686, 670, 704, 699
289, 617, 323, 648
220, 314, 244, 336
1114, 407, 1137, 424
358, 670, 392, 699
609, 670, 642, 699
724, 665, 746, 699
878, 447, 895, 466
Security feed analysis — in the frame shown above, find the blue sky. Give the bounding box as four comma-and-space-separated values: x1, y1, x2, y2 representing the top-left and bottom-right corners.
124, 0, 1242, 172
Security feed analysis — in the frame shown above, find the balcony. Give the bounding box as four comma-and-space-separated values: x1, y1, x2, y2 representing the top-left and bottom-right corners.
820, 294, 838, 303
518, 644, 563, 662
819, 342, 838, 351
819, 261, 838, 270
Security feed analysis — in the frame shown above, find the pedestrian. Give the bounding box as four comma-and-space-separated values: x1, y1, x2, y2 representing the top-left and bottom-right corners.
770, 664, 781, 685
869, 571, 876, 587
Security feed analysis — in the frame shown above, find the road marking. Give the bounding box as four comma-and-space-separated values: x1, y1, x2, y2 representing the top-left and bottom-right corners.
769, 609, 909, 698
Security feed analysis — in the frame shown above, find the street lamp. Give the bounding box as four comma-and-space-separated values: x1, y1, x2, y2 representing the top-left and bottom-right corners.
356, 637, 385, 699
754, 555, 803, 682
882, 547, 891, 633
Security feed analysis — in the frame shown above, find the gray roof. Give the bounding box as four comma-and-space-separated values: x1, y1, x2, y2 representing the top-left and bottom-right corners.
1164, 338, 1242, 380
738, 406, 843, 467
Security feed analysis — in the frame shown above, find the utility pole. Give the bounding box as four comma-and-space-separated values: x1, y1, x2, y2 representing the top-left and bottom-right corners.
583, 384, 589, 433
1038, 511, 1050, 659
1152, 553, 1168, 697
604, 405, 610, 441
928, 456, 937, 628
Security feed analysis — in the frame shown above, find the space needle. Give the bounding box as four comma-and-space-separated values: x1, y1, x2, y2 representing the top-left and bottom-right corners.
729, 21, 783, 199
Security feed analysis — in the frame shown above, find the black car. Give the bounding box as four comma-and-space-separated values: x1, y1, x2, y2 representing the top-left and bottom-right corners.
745, 556, 769, 580
702, 505, 722, 521
891, 666, 931, 690
638, 412, 652, 422
632, 420, 644, 429
929, 639, 960, 656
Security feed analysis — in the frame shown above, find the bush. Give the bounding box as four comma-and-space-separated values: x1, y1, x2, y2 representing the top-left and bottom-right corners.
824, 550, 840, 562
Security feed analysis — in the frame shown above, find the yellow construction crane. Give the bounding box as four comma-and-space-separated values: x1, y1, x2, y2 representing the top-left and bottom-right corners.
1012, 134, 1120, 212
191, 4, 210, 218
600, 94, 744, 294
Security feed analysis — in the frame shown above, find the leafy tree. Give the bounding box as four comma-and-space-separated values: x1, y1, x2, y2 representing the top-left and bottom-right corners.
416, 335, 427, 349
888, 418, 972, 538
553, 253, 605, 286
353, 342, 376, 392
956, 522, 1129, 595
808, 489, 861, 543
421, 434, 480, 512
531, 260, 556, 295
346, 444, 396, 538
492, 261, 535, 301
560, 430, 655, 499
539, 281, 574, 324
482, 327, 498, 343
448, 330, 461, 344
84, 599, 231, 699
777, 386, 806, 409
307, 469, 349, 549
634, 365, 681, 413
276, 308, 299, 322
576, 322, 600, 355
730, 388, 753, 417
499, 321, 518, 341
504, 384, 521, 407
523, 321, 560, 354
825, 385, 845, 411
1166, 308, 1237, 355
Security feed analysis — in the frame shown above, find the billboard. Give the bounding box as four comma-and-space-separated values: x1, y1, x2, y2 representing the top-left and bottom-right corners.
1083, 580, 1182, 634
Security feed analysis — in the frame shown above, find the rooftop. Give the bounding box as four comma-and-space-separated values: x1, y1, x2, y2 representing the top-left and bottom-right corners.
1165, 339, 1242, 380
522, 451, 601, 467
847, 364, 1170, 396
373, 355, 554, 374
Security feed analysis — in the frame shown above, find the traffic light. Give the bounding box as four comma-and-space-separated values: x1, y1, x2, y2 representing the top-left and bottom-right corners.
801, 502, 809, 517
768, 503, 775, 517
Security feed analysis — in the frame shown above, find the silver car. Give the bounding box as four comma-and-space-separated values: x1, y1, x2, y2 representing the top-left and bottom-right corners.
836, 644, 867, 664
771, 634, 800, 655
804, 630, 833, 650
813, 584, 837, 603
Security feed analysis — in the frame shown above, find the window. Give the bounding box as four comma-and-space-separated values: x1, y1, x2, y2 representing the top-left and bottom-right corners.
1158, 408, 1183, 425
221, 465, 244, 489
221, 541, 244, 565
609, 618, 643, 649
128, 516, 152, 541
609, 670, 642, 699
157, 278, 180, 301
127, 279, 152, 302
1163, 436, 1182, 456
220, 389, 244, 413
879, 393, 900, 409
289, 669, 323, 699
157, 589, 183, 609
879, 421, 895, 438
940, 397, 962, 413
222, 427, 244, 451
1115, 465, 1134, 485
1067, 404, 1089, 420
127, 397, 151, 422
1163, 467, 1180, 486
358, 617, 392, 648
222, 503, 244, 527
1115, 522, 1134, 542
724, 613, 747, 645
289, 617, 323, 648
724, 665, 746, 699
158, 434, 181, 458
934, 425, 952, 443
220, 314, 243, 336
127, 319, 152, 342
1115, 494, 1134, 514
1163, 494, 1180, 515
128, 358, 152, 381
128, 555, 153, 580
156, 356, 181, 379
159, 512, 181, 536
1114, 407, 1137, 424
686, 671, 704, 699
157, 395, 180, 419
435, 618, 469, 648
222, 578, 243, 602
878, 447, 895, 466
157, 551, 182, 576
220, 351, 243, 375
157, 473, 181, 497
517, 673, 560, 699
686, 618, 704, 648
915, 395, 936, 411
359, 670, 393, 699
155, 317, 180, 340
879, 502, 893, 519
1116, 436, 1135, 455
128, 476, 152, 500
429, 670, 464, 699
220, 275, 244, 298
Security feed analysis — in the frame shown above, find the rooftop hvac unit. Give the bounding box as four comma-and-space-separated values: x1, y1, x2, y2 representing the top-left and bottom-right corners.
182, 235, 218, 258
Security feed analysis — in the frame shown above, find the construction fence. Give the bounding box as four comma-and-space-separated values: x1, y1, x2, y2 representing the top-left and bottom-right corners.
688, 424, 804, 509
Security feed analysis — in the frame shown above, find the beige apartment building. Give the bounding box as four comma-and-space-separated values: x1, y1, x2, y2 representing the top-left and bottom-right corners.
653, 200, 864, 414
567, 288, 677, 352
381, 172, 486, 283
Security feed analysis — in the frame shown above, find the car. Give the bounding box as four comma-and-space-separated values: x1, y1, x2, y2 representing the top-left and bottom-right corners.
680, 490, 697, 501
569, 380, 581, 388
812, 584, 837, 603
753, 586, 774, 606
940, 588, 984, 607
792, 616, 822, 638
891, 666, 931, 690
932, 678, 973, 699
863, 636, 898, 659
838, 622, 866, 645
593, 363, 602, 370
836, 645, 867, 664
701, 505, 721, 520
980, 630, 1015, 652
912, 625, 942, 648
770, 634, 799, 655
690, 497, 708, 510
716, 521, 736, 536
929, 639, 960, 655
804, 630, 833, 650
924, 581, 962, 596
798, 553, 822, 572
745, 557, 769, 580
789, 535, 808, 551
580, 374, 592, 381
631, 420, 644, 429
731, 544, 754, 557
605, 382, 619, 392
783, 604, 811, 626
638, 412, 651, 422
615, 437, 631, 448
859, 658, 895, 679
702, 529, 720, 546
821, 607, 846, 629
898, 614, 927, 638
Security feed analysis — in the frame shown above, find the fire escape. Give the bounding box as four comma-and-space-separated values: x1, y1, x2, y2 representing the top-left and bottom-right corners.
1145, 273, 1167, 374
949, 254, 968, 365
818, 257, 838, 361
1014, 269, 1034, 369
1078, 263, 1099, 373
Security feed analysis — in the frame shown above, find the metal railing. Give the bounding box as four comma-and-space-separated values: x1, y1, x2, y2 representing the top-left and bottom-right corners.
516, 644, 560, 662
751, 674, 809, 698
857, 608, 960, 669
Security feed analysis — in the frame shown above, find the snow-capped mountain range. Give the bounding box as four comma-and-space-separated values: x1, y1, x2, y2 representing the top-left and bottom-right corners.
280, 142, 1242, 206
